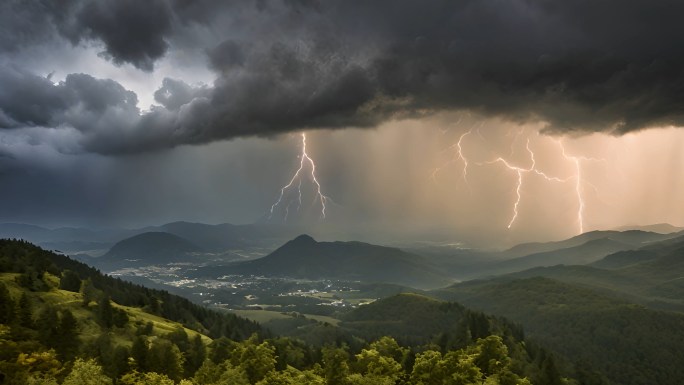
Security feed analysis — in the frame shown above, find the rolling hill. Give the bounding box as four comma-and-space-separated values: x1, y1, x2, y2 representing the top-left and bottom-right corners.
428, 234, 684, 384
489, 234, 684, 311
433, 276, 684, 385
500, 229, 680, 259
483, 237, 632, 276
614, 223, 684, 233
94, 232, 202, 269
193, 235, 453, 289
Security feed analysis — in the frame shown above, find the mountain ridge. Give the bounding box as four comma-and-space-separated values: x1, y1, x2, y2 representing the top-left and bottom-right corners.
194, 234, 452, 289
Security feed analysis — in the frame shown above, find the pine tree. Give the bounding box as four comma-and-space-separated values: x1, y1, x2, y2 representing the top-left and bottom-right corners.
185, 334, 206, 377
96, 296, 114, 328
146, 339, 184, 382
18, 292, 33, 328
80, 278, 97, 307
59, 270, 81, 293
131, 336, 148, 371
56, 309, 79, 360
36, 306, 59, 348
0, 282, 16, 324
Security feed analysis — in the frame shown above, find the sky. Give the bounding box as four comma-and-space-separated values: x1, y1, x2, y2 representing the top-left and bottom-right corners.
1, 0, 684, 247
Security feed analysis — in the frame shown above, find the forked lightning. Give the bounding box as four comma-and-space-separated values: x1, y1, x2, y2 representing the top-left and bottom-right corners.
268, 133, 331, 222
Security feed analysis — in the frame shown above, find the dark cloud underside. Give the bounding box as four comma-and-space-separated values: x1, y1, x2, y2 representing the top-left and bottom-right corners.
2, 0, 684, 153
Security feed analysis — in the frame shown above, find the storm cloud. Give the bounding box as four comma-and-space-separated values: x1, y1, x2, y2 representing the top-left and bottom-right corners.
2, 0, 684, 153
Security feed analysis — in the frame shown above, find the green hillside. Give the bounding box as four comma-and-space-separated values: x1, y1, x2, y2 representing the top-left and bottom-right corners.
435, 277, 684, 385
486, 238, 631, 276
341, 293, 503, 346
487, 235, 684, 311
0, 239, 261, 340
338, 293, 584, 384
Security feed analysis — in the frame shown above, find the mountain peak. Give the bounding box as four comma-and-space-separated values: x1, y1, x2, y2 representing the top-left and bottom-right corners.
290, 234, 317, 244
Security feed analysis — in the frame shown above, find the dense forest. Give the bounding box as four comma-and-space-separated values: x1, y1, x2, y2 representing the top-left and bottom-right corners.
435, 276, 684, 385
0, 240, 573, 384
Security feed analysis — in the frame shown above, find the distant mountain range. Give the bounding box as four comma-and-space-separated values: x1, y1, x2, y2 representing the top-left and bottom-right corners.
4, 221, 684, 291
613, 223, 684, 233
457, 229, 684, 278
192, 234, 452, 289
501, 229, 680, 259
0, 221, 310, 255
504, 234, 684, 309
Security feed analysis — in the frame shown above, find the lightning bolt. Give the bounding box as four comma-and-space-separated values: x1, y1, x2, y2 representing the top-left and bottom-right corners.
555, 140, 605, 234
431, 129, 472, 188
435, 130, 596, 232
268, 133, 331, 222
483, 139, 572, 228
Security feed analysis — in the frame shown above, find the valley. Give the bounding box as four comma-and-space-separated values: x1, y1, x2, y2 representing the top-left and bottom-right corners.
3, 221, 684, 384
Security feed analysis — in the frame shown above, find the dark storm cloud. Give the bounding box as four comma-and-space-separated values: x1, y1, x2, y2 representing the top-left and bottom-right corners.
2, 0, 684, 153
75, 0, 173, 71
1, 0, 172, 72
0, 68, 138, 132
154, 78, 209, 110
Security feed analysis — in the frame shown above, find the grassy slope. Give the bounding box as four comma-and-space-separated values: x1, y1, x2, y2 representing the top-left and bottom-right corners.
0, 272, 211, 346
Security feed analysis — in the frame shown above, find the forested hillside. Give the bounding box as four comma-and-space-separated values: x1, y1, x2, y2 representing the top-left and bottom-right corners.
435, 277, 684, 385
0, 240, 574, 384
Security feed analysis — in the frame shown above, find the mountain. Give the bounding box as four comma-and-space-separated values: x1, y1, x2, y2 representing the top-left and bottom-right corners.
0, 221, 307, 256
0, 223, 137, 245
430, 235, 684, 384
451, 234, 684, 312
544, 235, 684, 306
483, 237, 632, 276
501, 229, 679, 259
193, 235, 452, 289
433, 276, 684, 385
145, 221, 306, 251
614, 223, 684, 233
96, 232, 202, 269
590, 249, 660, 269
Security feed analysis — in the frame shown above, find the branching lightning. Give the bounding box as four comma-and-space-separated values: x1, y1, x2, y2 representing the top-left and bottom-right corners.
555, 140, 605, 234
434, 128, 602, 234
431, 129, 472, 188
268, 133, 331, 222
482, 139, 571, 228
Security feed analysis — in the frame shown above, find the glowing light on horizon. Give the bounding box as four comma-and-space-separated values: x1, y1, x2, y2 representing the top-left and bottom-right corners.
268, 133, 331, 222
